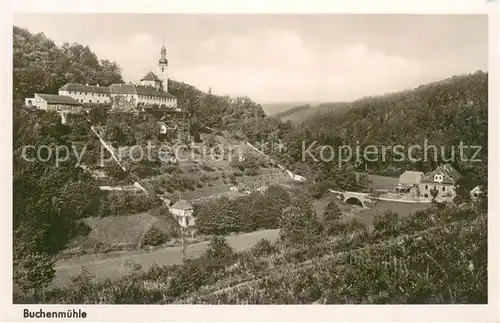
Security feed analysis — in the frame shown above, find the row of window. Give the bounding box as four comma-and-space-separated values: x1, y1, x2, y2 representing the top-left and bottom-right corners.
68, 91, 107, 97
138, 95, 173, 101
78, 99, 101, 103
424, 185, 447, 192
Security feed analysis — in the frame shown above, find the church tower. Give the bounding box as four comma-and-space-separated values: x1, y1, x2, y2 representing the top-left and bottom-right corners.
158, 43, 168, 92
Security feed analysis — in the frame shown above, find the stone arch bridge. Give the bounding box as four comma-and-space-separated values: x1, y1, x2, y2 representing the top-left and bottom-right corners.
329, 190, 375, 209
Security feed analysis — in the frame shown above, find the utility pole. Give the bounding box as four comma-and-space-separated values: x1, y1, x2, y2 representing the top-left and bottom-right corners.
182, 88, 187, 141
181, 227, 186, 263
178, 189, 186, 263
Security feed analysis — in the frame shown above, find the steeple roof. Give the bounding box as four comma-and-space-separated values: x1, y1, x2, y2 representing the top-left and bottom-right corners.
140, 71, 160, 81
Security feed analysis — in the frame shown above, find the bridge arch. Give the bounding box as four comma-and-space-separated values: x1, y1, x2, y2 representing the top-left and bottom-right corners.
344, 196, 365, 208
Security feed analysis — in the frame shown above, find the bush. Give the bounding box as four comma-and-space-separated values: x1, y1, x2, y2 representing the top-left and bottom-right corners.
200, 174, 211, 182
142, 226, 170, 247
373, 210, 400, 237
202, 236, 235, 262
308, 182, 330, 199
323, 201, 342, 223
97, 192, 163, 217
279, 204, 322, 247
13, 252, 55, 300
244, 168, 258, 176
250, 239, 277, 257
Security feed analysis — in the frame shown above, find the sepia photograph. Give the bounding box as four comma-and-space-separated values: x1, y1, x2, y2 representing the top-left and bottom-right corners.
3, 0, 499, 321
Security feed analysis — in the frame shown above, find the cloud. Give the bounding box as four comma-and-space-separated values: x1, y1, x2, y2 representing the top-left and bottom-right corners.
176, 30, 423, 102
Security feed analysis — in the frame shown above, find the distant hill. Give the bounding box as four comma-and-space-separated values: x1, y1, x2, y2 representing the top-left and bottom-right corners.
279, 71, 488, 184
272, 102, 351, 123
260, 102, 320, 116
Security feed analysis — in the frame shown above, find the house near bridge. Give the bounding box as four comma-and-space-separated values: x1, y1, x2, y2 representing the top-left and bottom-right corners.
419, 164, 461, 201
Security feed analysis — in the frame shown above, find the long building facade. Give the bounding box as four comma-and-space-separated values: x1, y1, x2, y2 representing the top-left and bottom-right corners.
25, 43, 178, 112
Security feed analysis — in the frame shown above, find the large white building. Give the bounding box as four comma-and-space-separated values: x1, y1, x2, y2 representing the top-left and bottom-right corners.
53, 43, 178, 111
58, 83, 111, 104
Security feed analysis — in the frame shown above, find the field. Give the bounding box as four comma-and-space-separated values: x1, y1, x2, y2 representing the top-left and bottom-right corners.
53, 229, 280, 288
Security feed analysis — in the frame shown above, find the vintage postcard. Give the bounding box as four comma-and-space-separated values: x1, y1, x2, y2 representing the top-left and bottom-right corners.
1, 0, 498, 322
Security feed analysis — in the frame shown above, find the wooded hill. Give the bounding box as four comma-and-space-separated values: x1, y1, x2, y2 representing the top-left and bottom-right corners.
276, 71, 488, 192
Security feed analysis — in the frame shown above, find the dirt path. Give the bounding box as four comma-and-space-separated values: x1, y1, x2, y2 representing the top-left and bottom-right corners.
53, 229, 280, 288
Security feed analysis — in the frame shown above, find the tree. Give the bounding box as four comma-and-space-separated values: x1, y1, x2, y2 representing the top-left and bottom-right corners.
13, 252, 55, 301
323, 200, 342, 224
279, 204, 321, 247
13, 26, 123, 99
430, 187, 439, 201
369, 189, 382, 206
13, 106, 100, 257
202, 236, 235, 262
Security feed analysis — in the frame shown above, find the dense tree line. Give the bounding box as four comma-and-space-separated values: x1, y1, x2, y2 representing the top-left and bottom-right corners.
194, 185, 290, 235
13, 106, 102, 258
168, 80, 292, 144
13, 26, 123, 100
276, 72, 488, 192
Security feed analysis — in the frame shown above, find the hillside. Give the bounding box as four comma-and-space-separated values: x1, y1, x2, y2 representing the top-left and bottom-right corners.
261, 102, 319, 116
273, 102, 351, 123
275, 72, 488, 193
21, 200, 487, 304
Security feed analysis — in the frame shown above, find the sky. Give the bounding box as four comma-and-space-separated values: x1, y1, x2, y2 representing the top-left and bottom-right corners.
14, 14, 488, 104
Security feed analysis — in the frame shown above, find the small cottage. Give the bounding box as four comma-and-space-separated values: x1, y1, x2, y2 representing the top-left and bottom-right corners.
419, 164, 462, 201
171, 199, 195, 229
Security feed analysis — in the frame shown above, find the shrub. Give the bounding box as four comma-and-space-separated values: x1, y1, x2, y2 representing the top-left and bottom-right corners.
308, 182, 330, 199
250, 239, 277, 257
244, 168, 258, 176
200, 174, 211, 182
228, 174, 237, 185
279, 204, 322, 247
13, 252, 55, 300
142, 226, 169, 247
373, 210, 400, 237
323, 200, 342, 223
202, 236, 235, 262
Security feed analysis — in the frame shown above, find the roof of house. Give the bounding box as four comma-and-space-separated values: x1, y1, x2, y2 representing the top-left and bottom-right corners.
141, 71, 160, 81
136, 85, 177, 99
421, 163, 462, 184
36, 93, 83, 106
59, 83, 110, 94
108, 83, 177, 99
171, 199, 193, 210
399, 171, 424, 185
81, 212, 175, 247
364, 173, 399, 190
109, 83, 137, 95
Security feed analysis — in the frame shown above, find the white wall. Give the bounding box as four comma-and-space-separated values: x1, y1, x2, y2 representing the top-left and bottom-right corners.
26, 94, 48, 110
419, 182, 456, 200
137, 95, 178, 109
171, 208, 195, 228
59, 89, 111, 104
